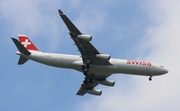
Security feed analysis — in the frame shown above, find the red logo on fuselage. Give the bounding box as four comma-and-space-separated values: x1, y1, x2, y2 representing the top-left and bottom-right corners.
127, 60, 151, 66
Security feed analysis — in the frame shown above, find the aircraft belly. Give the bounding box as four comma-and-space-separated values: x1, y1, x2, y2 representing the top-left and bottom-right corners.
119, 65, 150, 75
89, 65, 118, 75
72, 61, 118, 75
27, 53, 79, 68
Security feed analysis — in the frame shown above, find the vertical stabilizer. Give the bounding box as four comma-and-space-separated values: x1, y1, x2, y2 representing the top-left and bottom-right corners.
18, 35, 39, 51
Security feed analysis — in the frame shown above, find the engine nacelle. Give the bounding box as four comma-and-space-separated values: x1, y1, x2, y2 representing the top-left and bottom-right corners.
77, 34, 92, 41
100, 80, 115, 86
96, 54, 111, 61
87, 89, 102, 96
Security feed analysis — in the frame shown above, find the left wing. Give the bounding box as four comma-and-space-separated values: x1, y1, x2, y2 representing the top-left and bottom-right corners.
76, 74, 114, 96
76, 79, 101, 96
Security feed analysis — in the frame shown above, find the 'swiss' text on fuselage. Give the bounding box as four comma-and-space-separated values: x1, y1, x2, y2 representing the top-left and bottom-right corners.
127, 60, 152, 66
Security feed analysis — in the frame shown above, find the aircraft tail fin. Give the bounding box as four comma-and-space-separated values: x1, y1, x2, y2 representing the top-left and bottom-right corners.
18, 56, 29, 65
18, 35, 39, 51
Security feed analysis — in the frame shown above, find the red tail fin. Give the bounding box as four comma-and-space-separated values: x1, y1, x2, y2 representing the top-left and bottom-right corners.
18, 35, 39, 51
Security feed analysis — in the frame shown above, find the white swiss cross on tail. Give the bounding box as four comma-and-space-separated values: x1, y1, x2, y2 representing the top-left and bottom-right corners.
21, 39, 31, 47
18, 34, 39, 51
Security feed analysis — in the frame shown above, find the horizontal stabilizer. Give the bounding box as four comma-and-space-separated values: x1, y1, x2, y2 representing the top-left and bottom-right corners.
11, 38, 31, 55
18, 56, 29, 65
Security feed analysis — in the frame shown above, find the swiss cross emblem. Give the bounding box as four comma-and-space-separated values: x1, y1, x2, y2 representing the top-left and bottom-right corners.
21, 39, 31, 47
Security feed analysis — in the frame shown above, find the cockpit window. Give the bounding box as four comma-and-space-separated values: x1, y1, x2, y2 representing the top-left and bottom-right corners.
160, 66, 164, 68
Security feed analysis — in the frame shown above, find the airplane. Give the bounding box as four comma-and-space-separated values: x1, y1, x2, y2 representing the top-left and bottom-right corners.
11, 9, 168, 96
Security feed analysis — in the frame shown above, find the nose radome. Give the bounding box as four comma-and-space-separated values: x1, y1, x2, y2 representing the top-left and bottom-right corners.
164, 68, 169, 74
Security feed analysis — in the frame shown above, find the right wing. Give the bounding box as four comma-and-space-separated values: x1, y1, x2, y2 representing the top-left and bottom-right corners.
58, 9, 111, 65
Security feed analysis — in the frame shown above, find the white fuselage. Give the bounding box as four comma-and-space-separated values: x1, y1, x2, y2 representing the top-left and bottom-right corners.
17, 51, 168, 78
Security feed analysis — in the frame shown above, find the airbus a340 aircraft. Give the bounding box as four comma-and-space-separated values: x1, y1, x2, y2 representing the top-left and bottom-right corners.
12, 9, 168, 96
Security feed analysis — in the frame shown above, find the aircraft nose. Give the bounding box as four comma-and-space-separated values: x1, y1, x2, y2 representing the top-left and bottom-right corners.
163, 68, 169, 74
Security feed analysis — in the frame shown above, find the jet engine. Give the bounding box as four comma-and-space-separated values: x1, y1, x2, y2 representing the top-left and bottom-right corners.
100, 80, 115, 86
87, 89, 102, 96
77, 34, 92, 41
96, 54, 111, 61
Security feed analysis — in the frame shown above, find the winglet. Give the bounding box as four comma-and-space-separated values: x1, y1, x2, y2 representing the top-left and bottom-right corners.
58, 9, 64, 15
